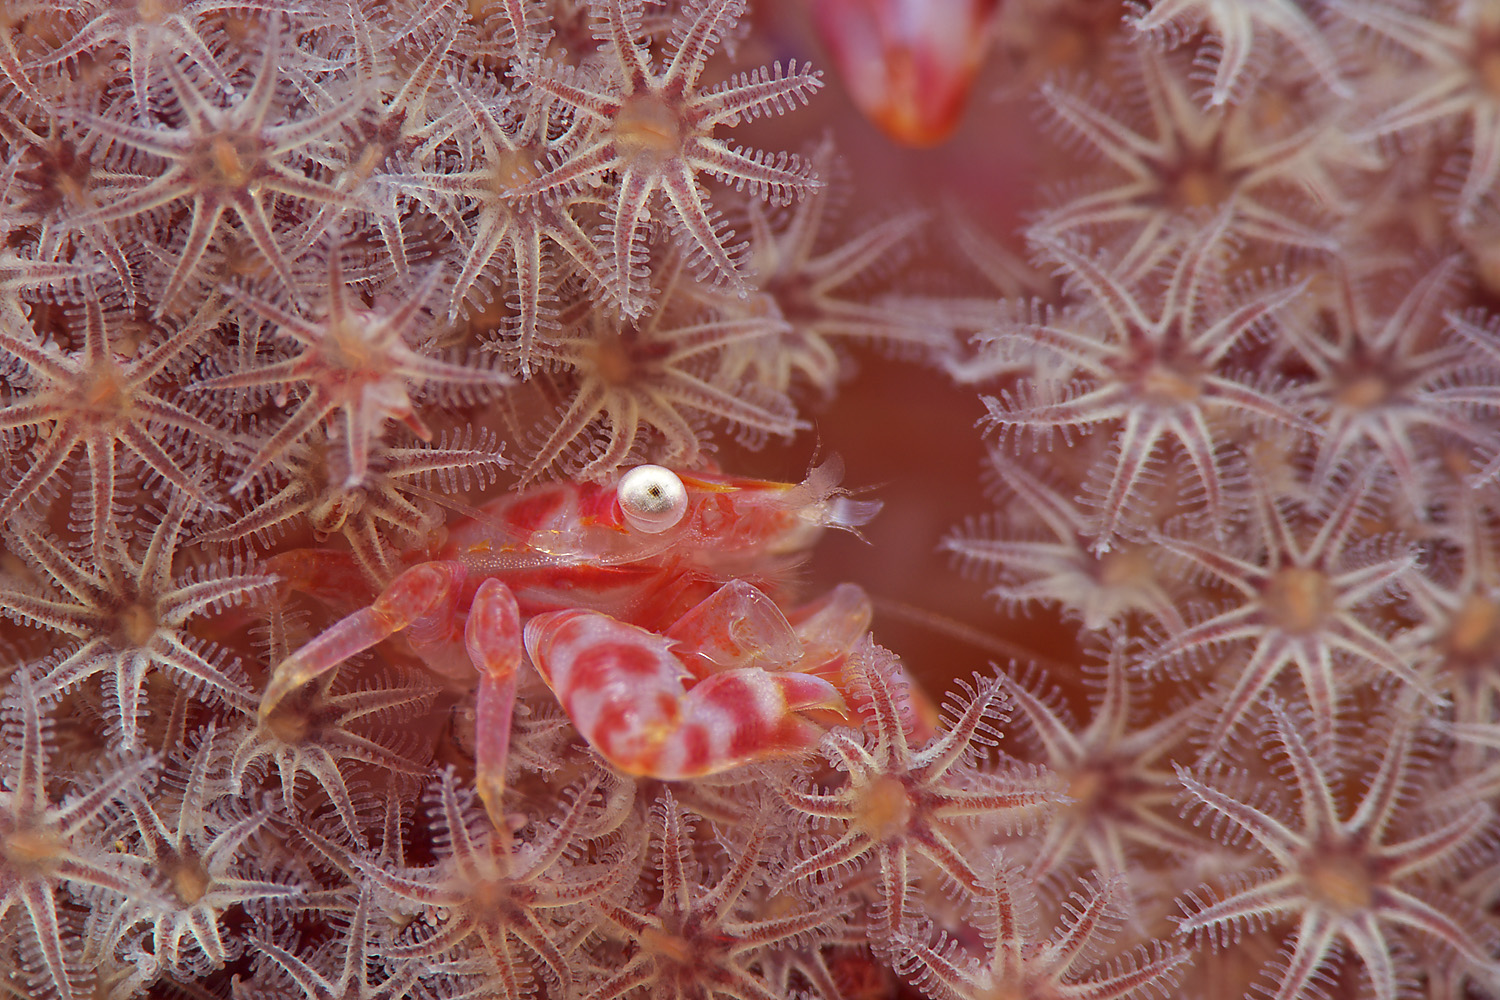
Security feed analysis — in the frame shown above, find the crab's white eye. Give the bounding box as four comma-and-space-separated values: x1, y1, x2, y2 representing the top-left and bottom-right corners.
619, 465, 688, 534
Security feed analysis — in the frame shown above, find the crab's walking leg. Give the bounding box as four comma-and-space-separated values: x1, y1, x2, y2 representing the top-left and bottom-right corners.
259, 561, 468, 718
526, 601, 848, 779
464, 579, 522, 829
264, 549, 371, 614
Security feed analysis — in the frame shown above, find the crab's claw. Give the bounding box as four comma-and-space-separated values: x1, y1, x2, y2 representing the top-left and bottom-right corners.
525, 604, 847, 779
812, 0, 999, 146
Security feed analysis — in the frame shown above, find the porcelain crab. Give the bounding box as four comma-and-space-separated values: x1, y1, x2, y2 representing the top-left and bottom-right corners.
257, 462, 883, 825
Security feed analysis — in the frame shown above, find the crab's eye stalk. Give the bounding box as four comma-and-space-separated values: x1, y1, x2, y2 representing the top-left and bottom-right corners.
619, 465, 688, 533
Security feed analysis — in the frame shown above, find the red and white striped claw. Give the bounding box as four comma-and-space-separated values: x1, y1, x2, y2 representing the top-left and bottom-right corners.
524, 593, 848, 778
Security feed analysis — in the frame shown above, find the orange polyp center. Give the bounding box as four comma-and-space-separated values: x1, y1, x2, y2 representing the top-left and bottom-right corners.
1140, 362, 1202, 406
352, 142, 387, 183
1477, 47, 1500, 98
80, 363, 130, 418
264, 699, 315, 744
614, 94, 684, 165
1098, 546, 1152, 588
1066, 768, 1103, 814
487, 148, 540, 197
118, 602, 158, 647
1263, 567, 1336, 634
210, 136, 251, 188
217, 233, 277, 282
1337, 373, 1389, 411
168, 850, 212, 905
137, 0, 171, 24
466, 875, 514, 924
2, 828, 63, 873
324, 312, 389, 372
1165, 145, 1237, 211
857, 774, 913, 841
640, 926, 695, 965
1305, 852, 1374, 913
1447, 592, 1500, 657
585, 331, 640, 386
1175, 169, 1225, 210
57, 171, 87, 209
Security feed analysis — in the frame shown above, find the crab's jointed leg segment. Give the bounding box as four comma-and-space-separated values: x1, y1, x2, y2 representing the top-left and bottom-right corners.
664, 579, 803, 677
465, 579, 523, 829
259, 560, 468, 718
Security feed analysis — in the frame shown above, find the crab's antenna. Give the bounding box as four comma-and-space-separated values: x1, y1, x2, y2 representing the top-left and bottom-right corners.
789, 453, 884, 537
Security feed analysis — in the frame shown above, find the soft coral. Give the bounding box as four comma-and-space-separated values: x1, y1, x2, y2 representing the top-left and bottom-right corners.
0, 282, 233, 554
776, 640, 1057, 939
517, 0, 824, 315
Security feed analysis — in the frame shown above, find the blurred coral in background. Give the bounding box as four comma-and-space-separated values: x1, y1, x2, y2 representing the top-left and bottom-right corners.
2, 1, 1500, 999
